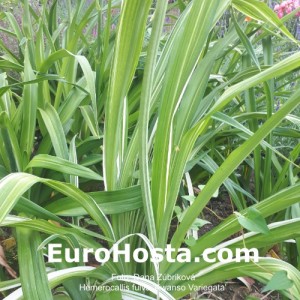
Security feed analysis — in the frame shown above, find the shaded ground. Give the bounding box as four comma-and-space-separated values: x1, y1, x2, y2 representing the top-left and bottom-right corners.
198, 195, 235, 236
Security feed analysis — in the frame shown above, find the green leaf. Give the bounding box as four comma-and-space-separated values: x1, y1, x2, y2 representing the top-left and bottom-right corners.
0, 112, 22, 172
3, 217, 106, 248
218, 219, 300, 256
39, 104, 69, 160
262, 271, 293, 293
178, 258, 300, 300
96, 290, 122, 300
20, 45, 38, 163
79, 105, 100, 137
198, 185, 219, 198
152, 0, 225, 233
16, 228, 52, 300
0, 277, 21, 292
26, 154, 103, 181
190, 218, 210, 230
14, 196, 69, 226
5, 266, 95, 300
45, 185, 142, 216
185, 237, 196, 247
104, 0, 152, 189
232, 0, 296, 42
138, 0, 169, 245
0, 59, 23, 71
211, 51, 300, 113
236, 207, 270, 235
0, 75, 66, 97
182, 195, 196, 202
0, 173, 114, 241
232, 11, 260, 70
170, 83, 300, 253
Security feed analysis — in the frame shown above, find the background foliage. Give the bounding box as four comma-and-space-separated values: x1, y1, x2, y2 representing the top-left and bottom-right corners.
0, 0, 299, 299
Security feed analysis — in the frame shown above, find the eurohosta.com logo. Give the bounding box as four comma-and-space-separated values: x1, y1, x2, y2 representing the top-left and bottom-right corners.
47, 243, 259, 264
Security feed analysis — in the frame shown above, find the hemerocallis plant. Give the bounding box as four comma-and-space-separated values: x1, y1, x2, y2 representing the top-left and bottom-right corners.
0, 0, 299, 299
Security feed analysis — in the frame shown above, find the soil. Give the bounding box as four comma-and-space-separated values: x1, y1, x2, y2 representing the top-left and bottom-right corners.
198, 194, 235, 236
